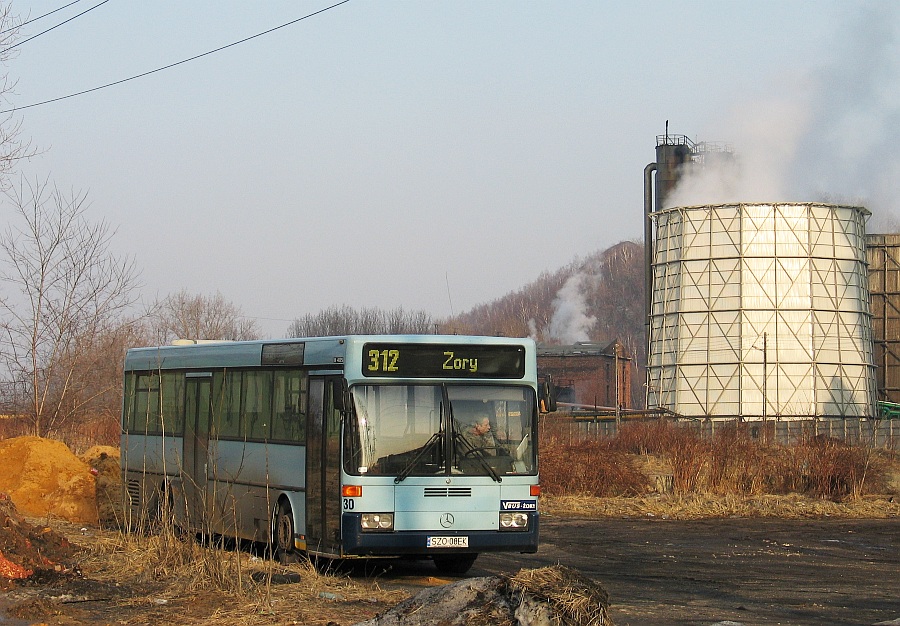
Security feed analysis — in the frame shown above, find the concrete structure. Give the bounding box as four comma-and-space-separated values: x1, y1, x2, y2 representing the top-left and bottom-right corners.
646, 202, 877, 420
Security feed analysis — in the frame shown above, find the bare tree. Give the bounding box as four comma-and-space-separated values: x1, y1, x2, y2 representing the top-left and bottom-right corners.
0, 3, 37, 189
53, 315, 149, 446
449, 265, 571, 339
0, 179, 139, 437
149, 290, 260, 343
289, 305, 437, 337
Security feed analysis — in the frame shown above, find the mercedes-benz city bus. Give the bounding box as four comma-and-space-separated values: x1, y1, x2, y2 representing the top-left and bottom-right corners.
121, 335, 553, 574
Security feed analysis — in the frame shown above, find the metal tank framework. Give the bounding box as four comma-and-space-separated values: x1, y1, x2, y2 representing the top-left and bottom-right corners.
646, 202, 877, 420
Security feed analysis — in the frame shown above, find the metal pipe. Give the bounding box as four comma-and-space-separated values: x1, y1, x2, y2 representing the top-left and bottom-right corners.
643, 162, 657, 411
643, 163, 657, 333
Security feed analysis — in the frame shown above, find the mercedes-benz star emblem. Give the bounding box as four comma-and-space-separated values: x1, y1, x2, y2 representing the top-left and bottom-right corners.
440, 513, 455, 528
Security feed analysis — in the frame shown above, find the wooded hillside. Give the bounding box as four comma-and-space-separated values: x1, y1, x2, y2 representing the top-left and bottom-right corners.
445, 240, 646, 402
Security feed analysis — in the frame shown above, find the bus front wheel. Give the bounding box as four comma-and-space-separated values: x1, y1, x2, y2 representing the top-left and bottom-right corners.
433, 553, 478, 575
274, 500, 298, 564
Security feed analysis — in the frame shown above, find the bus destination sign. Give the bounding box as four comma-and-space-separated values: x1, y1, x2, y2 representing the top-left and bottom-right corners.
362, 343, 525, 379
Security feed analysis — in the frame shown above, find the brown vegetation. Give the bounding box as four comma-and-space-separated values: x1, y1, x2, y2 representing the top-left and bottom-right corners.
540, 418, 897, 503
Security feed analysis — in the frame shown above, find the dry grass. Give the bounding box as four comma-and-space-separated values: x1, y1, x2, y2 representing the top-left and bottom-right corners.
509, 564, 612, 626
543, 492, 900, 520
66, 521, 407, 625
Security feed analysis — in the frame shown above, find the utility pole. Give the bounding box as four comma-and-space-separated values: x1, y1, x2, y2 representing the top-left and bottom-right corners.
762, 332, 768, 423
615, 343, 621, 426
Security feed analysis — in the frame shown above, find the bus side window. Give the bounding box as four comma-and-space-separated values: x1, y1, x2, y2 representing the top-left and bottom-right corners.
218, 371, 241, 437
135, 373, 160, 433
272, 370, 307, 443
160, 372, 185, 435
213, 371, 243, 438
244, 370, 273, 440
123, 373, 135, 432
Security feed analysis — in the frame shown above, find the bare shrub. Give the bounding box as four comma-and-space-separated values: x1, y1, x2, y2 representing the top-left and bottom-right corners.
540, 428, 649, 497
705, 423, 782, 495
69, 413, 121, 449
666, 425, 708, 494
613, 420, 678, 455
0, 414, 28, 439
786, 432, 888, 500
540, 417, 896, 501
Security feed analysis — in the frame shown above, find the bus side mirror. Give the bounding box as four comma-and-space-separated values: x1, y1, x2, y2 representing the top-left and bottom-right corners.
538, 380, 556, 414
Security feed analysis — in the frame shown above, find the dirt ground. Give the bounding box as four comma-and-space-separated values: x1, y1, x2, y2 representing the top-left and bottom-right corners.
0, 436, 898, 625
475, 516, 900, 625
2, 513, 898, 626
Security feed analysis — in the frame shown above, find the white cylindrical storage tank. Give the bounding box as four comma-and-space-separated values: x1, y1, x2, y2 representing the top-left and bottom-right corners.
646, 202, 877, 420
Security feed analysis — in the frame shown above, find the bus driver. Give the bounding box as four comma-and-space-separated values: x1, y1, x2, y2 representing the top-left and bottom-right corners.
465, 415, 501, 454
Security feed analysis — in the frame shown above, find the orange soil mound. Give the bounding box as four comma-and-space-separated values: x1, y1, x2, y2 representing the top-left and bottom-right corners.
0, 436, 99, 524
81, 445, 122, 525
80, 445, 119, 467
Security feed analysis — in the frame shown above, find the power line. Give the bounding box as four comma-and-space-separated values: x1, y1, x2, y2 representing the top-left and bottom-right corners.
2, 0, 350, 114
1, 0, 111, 54
0, 0, 84, 34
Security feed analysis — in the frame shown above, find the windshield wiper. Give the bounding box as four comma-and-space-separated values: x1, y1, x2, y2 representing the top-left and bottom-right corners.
393, 432, 443, 484
453, 427, 502, 483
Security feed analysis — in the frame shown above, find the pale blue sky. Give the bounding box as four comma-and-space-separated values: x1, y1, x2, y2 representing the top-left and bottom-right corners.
5, 1, 898, 337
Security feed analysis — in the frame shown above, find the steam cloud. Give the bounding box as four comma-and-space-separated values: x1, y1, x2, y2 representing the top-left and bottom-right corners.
546, 272, 596, 344
666, 3, 900, 231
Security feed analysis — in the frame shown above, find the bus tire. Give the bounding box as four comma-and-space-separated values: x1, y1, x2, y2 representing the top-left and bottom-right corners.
274, 499, 298, 564
433, 553, 478, 575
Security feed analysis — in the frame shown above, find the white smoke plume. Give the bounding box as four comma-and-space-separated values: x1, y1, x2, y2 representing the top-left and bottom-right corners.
666, 3, 900, 230
547, 272, 596, 344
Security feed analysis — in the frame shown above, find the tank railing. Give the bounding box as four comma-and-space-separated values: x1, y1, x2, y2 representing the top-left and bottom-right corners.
692, 141, 733, 154
655, 134, 695, 149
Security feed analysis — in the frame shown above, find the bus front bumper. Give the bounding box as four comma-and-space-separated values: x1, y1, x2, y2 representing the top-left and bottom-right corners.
341, 512, 539, 556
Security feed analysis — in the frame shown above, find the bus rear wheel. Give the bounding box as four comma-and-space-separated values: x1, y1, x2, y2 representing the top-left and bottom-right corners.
433, 553, 478, 575
274, 500, 298, 564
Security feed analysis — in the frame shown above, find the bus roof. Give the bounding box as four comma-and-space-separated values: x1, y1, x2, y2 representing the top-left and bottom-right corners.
124, 334, 536, 372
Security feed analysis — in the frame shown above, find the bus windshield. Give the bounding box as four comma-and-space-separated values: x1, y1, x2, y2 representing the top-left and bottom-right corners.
344, 384, 536, 478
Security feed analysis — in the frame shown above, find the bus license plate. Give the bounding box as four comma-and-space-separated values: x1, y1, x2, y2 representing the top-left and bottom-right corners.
427, 536, 469, 548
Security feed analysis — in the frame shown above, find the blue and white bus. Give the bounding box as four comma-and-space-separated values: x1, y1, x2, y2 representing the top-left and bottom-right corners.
121, 335, 551, 574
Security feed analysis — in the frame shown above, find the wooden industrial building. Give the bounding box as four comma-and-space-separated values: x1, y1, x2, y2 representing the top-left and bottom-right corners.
868, 234, 900, 406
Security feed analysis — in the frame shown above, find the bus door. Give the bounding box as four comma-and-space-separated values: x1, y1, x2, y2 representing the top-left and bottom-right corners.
306, 376, 343, 555
182, 373, 212, 529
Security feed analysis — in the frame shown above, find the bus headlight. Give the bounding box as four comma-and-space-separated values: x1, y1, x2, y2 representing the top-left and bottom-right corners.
499, 512, 529, 530
360, 513, 394, 531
